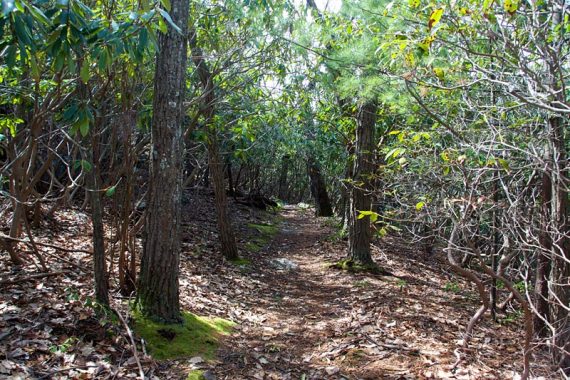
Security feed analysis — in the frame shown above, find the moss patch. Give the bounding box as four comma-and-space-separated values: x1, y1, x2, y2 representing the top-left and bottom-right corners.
133, 311, 234, 360
229, 257, 251, 266
248, 222, 278, 236
187, 370, 205, 380
354, 279, 372, 288
330, 259, 393, 276
245, 241, 263, 252
245, 222, 279, 253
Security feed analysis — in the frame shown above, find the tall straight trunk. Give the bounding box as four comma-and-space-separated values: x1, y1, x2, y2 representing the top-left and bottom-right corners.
489, 170, 500, 320
88, 139, 109, 306
341, 143, 355, 229
138, 0, 188, 323
545, 5, 570, 371
278, 154, 291, 201
226, 157, 235, 196
549, 115, 570, 372
209, 137, 239, 260
307, 157, 333, 217
189, 29, 239, 261
348, 102, 377, 265
78, 76, 109, 306
535, 159, 552, 337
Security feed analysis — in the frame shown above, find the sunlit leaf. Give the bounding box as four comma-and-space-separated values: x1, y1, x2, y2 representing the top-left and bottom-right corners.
408, 0, 420, 8
433, 67, 445, 80
160, 0, 171, 11
418, 35, 434, 52
158, 8, 182, 34
80, 58, 90, 84
504, 0, 519, 14
428, 8, 444, 30
105, 185, 116, 197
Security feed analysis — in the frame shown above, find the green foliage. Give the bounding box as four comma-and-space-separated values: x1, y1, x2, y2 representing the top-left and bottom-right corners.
49, 337, 78, 354
133, 311, 234, 360
444, 281, 461, 293
327, 226, 348, 243
396, 279, 408, 289
248, 222, 278, 236
499, 310, 523, 326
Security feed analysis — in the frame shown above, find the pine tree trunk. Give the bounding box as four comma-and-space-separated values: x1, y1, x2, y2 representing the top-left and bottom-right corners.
341, 143, 355, 229
307, 157, 333, 217
348, 102, 377, 265
138, 0, 188, 323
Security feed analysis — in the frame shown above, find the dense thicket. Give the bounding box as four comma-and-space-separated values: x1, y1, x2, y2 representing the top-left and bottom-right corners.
1, 0, 568, 376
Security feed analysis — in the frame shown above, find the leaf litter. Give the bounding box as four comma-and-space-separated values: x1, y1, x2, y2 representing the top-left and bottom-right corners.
0, 190, 558, 379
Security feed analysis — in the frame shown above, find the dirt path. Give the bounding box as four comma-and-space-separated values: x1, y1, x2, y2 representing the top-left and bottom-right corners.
199, 206, 528, 380
0, 197, 546, 379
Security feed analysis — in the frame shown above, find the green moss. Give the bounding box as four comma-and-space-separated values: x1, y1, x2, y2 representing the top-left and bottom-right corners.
133, 311, 234, 360
244, 222, 280, 253
229, 257, 251, 266
248, 222, 278, 236
245, 241, 262, 252
187, 370, 204, 380
354, 279, 371, 288
330, 259, 392, 276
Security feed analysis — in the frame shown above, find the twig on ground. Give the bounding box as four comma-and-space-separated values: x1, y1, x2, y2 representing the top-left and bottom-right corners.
0, 271, 70, 285
112, 307, 145, 380
0, 232, 90, 271
0, 233, 93, 254
37, 365, 100, 379
362, 333, 420, 354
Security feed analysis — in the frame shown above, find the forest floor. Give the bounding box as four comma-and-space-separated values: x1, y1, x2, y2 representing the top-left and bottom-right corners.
0, 189, 556, 379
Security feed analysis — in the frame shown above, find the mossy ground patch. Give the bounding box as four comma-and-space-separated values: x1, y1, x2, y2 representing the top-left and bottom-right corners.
245, 222, 279, 252
229, 257, 251, 266
186, 370, 204, 380
133, 311, 234, 360
248, 222, 278, 236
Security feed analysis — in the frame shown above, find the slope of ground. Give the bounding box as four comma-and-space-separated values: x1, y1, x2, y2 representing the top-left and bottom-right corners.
0, 190, 557, 379
184, 205, 552, 380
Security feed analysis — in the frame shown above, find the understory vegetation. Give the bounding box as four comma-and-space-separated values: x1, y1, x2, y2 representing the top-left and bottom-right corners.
1, 0, 569, 378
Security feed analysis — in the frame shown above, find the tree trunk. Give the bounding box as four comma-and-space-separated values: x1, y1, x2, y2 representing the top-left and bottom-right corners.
278, 154, 291, 201
138, 0, 188, 323
226, 157, 235, 196
307, 157, 333, 217
209, 137, 239, 260
189, 28, 239, 261
534, 161, 552, 337
549, 115, 570, 372
88, 139, 109, 306
341, 143, 355, 230
348, 102, 377, 265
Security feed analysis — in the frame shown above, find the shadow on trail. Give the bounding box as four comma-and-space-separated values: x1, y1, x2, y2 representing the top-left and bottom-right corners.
193, 206, 527, 380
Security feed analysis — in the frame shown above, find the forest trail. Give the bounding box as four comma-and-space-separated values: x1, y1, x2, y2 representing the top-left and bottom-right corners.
0, 199, 533, 380
191, 205, 527, 380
